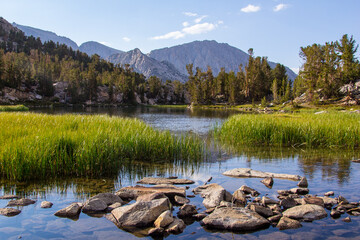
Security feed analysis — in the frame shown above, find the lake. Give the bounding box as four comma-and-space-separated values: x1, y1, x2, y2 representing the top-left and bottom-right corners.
1, 106, 360, 240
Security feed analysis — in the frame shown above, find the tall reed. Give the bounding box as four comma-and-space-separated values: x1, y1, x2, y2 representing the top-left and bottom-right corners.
215, 113, 360, 149
0, 113, 205, 181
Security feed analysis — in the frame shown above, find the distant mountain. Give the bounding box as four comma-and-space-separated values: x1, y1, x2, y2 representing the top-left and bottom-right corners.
149, 40, 297, 80
79, 41, 123, 59
13, 23, 79, 50
108, 48, 188, 82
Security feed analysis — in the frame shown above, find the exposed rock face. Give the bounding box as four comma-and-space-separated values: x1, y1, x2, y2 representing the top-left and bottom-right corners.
13, 22, 78, 50
201, 207, 270, 231
54, 202, 82, 218
0, 208, 21, 216
223, 168, 301, 181
110, 198, 170, 227
283, 204, 327, 221
7, 198, 35, 206
277, 216, 302, 230
108, 48, 188, 82
193, 183, 227, 208
148, 40, 297, 80
297, 177, 308, 188
137, 177, 194, 185
40, 201, 53, 208
79, 41, 123, 59
154, 210, 174, 228
115, 185, 186, 202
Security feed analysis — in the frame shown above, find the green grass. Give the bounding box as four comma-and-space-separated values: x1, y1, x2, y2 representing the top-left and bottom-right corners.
215, 112, 360, 149
0, 113, 205, 181
0, 105, 29, 112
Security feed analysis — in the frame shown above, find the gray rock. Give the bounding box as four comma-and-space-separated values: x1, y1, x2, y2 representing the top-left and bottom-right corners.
223, 168, 301, 181
324, 191, 334, 196
7, 198, 35, 206
290, 188, 309, 195
302, 197, 324, 207
111, 198, 170, 227
54, 202, 82, 218
262, 196, 279, 205
165, 218, 186, 234
174, 195, 189, 205
107, 202, 122, 212
268, 214, 283, 223
193, 213, 207, 220
277, 216, 302, 230
116, 185, 185, 202
0, 195, 20, 199
297, 177, 308, 188
136, 192, 168, 202
82, 198, 108, 213
330, 209, 342, 218
280, 197, 297, 209
277, 190, 291, 196
321, 197, 337, 207
219, 201, 233, 207
91, 193, 123, 206
283, 204, 327, 221
193, 183, 226, 208
177, 204, 198, 218
250, 205, 273, 218
0, 207, 21, 216
240, 185, 260, 197
137, 177, 194, 185
147, 227, 164, 237
337, 195, 349, 204
232, 189, 247, 206
154, 210, 174, 228
201, 207, 270, 231
342, 216, 351, 222
40, 201, 53, 208
261, 177, 274, 188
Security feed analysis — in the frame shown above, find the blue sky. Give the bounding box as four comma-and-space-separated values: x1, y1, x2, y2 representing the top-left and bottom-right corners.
1, 0, 359, 73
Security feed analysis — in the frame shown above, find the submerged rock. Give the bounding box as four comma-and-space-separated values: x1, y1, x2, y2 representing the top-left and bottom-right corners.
277, 216, 302, 230
283, 204, 327, 221
0, 208, 21, 216
111, 198, 170, 228
40, 201, 53, 208
223, 168, 301, 181
7, 198, 35, 206
201, 207, 270, 231
54, 202, 82, 219
193, 183, 227, 209
0, 195, 20, 199
137, 177, 194, 185
116, 185, 185, 202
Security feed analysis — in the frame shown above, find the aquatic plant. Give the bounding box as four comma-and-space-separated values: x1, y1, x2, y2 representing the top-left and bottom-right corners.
0, 105, 29, 112
0, 113, 205, 181
215, 113, 360, 149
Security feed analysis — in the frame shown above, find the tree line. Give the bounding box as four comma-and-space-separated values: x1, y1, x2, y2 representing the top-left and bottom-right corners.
1, 23, 359, 106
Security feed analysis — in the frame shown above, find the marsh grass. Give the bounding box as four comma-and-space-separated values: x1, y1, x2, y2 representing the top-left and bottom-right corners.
0, 113, 205, 181
215, 113, 360, 149
0, 105, 29, 112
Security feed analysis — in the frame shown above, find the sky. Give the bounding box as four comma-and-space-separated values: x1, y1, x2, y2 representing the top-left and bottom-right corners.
1, 0, 360, 73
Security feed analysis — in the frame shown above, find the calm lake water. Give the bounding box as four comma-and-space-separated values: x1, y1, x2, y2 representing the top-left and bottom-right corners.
1, 106, 360, 240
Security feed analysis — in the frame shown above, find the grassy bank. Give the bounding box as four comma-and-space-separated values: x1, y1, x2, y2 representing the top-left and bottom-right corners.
215, 112, 360, 149
0, 105, 29, 112
0, 113, 205, 181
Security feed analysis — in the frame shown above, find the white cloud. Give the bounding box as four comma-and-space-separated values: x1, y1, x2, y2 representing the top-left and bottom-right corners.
122, 37, 131, 42
194, 15, 207, 23
182, 21, 189, 27
241, 4, 261, 13
151, 31, 185, 40
217, 20, 224, 25
183, 22, 215, 35
274, 4, 288, 12
183, 12, 197, 17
